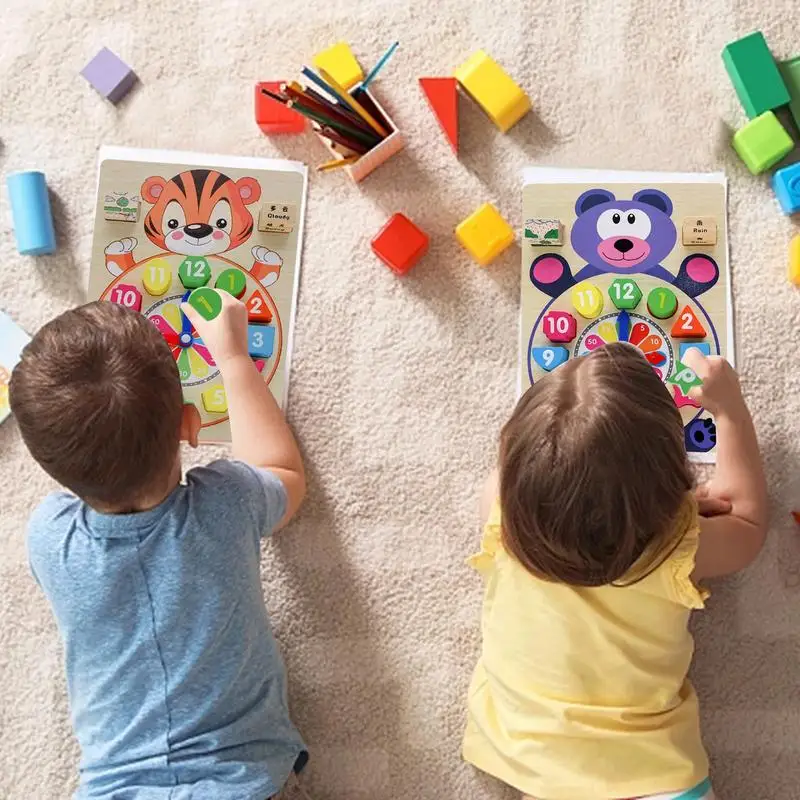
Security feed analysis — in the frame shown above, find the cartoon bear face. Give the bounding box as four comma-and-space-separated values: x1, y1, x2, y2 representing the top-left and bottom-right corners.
570, 188, 676, 274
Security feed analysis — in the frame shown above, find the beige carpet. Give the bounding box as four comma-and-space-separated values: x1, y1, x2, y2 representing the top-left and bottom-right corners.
2, 1, 800, 798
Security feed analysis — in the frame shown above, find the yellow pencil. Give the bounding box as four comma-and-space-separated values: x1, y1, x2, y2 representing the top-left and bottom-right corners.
317, 155, 360, 172
316, 67, 390, 138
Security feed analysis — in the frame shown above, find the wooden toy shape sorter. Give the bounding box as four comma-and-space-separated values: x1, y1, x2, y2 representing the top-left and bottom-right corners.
520, 168, 733, 463
89, 146, 307, 443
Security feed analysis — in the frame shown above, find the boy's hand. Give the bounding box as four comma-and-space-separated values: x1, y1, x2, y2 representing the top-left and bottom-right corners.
181, 290, 249, 369
681, 349, 744, 417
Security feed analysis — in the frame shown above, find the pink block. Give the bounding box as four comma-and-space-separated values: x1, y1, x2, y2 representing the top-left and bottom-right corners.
543, 311, 577, 343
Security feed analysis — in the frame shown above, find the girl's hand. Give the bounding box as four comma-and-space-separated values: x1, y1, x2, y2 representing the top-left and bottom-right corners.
681, 349, 745, 418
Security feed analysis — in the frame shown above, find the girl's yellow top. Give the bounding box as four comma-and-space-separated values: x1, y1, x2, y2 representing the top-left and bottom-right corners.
463, 496, 709, 800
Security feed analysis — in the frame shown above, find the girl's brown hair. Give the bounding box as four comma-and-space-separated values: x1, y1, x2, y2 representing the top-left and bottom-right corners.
499, 342, 692, 586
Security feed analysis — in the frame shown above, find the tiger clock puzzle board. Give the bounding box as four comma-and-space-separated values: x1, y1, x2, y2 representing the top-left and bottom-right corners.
521, 168, 733, 462
89, 147, 307, 443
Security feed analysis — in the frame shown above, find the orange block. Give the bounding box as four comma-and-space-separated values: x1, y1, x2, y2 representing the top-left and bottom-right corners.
246, 291, 273, 323
371, 213, 429, 275
419, 77, 458, 155
255, 82, 306, 135
671, 305, 707, 338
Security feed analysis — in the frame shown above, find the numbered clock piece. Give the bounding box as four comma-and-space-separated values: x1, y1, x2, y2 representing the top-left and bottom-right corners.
671, 305, 707, 338
178, 256, 212, 289
215, 267, 247, 299
532, 346, 569, 372
543, 311, 577, 343
246, 291, 273, 323
666, 361, 703, 395
188, 287, 223, 321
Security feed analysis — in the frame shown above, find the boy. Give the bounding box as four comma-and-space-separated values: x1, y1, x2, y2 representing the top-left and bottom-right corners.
10, 292, 310, 799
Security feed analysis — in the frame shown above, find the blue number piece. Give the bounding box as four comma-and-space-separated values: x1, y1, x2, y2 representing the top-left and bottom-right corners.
247, 324, 275, 358
532, 346, 569, 372
679, 341, 711, 360
616, 309, 630, 342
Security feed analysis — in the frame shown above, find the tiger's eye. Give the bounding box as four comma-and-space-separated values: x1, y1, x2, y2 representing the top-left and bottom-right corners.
168, 219, 179, 229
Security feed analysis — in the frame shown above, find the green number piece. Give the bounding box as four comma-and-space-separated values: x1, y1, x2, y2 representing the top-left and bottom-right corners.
646, 286, 677, 319
188, 287, 222, 321
608, 278, 642, 310
178, 256, 211, 289
666, 361, 703, 395
215, 268, 246, 298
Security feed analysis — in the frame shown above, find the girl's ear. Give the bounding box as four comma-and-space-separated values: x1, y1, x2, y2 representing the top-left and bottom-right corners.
179, 403, 201, 448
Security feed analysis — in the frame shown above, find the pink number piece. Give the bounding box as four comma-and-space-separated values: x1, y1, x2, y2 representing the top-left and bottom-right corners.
192, 343, 216, 367
150, 314, 179, 346
584, 334, 604, 351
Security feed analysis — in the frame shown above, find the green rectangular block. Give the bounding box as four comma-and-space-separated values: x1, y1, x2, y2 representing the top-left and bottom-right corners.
779, 56, 800, 133
732, 111, 794, 174
722, 31, 790, 118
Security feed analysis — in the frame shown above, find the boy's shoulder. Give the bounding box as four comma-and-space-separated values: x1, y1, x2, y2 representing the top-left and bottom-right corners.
28, 491, 82, 539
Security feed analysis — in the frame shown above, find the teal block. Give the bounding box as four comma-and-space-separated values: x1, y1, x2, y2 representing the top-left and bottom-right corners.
532, 345, 569, 372
732, 111, 793, 174
679, 342, 711, 360
722, 31, 791, 118
779, 56, 800, 134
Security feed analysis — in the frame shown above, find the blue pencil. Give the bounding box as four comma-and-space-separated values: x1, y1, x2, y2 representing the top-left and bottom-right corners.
361, 41, 399, 90
301, 66, 352, 107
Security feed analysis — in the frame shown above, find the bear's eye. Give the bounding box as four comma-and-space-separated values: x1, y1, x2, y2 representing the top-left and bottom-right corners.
167, 219, 180, 230
612, 213, 621, 224
215, 218, 228, 229
627, 213, 636, 224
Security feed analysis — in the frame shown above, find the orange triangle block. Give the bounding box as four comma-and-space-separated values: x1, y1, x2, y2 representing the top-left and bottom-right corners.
419, 77, 458, 155
671, 305, 707, 338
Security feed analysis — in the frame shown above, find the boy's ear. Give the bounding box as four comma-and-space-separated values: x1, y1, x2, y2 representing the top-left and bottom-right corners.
180, 403, 201, 448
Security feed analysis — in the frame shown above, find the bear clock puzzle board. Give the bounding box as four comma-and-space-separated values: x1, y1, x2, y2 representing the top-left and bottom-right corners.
88, 147, 307, 443
520, 168, 733, 463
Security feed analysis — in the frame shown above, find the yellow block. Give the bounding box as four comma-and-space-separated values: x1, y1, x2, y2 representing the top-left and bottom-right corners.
201, 384, 228, 414
143, 258, 172, 296
790, 234, 800, 286
455, 203, 515, 266
313, 42, 363, 91
571, 281, 604, 318
454, 50, 531, 132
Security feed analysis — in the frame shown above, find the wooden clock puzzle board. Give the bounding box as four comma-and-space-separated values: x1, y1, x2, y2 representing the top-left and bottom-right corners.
88, 146, 307, 444
520, 168, 733, 463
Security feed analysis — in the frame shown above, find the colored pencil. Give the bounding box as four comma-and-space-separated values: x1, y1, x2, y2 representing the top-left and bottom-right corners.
361, 41, 399, 90
290, 81, 375, 131
283, 83, 377, 137
286, 99, 379, 145
316, 125, 370, 154
260, 86, 288, 104
301, 66, 351, 105
317, 155, 360, 172
316, 66, 390, 137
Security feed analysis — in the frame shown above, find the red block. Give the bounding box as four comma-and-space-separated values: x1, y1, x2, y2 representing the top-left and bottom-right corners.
419, 77, 458, 155
255, 82, 306, 135
671, 305, 707, 338
371, 213, 429, 275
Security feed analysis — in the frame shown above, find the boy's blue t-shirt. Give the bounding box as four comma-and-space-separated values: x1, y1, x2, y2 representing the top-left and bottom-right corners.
27, 459, 307, 800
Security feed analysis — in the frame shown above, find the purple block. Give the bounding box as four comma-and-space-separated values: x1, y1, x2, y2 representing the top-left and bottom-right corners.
81, 47, 136, 103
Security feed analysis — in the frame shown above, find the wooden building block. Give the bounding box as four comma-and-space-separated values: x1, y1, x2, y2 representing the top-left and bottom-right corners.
371, 213, 429, 275
608, 278, 642, 310
419, 77, 459, 154
570, 282, 604, 319
255, 82, 306, 135
722, 31, 790, 118
257, 202, 297, 234
246, 291, 273, 323
779, 56, 800, 134
542, 311, 577, 343
682, 217, 717, 245
679, 342, 711, 360
532, 346, 569, 372
103, 194, 139, 222
666, 362, 703, 395
732, 111, 793, 174
671, 305, 707, 338
524, 218, 562, 245
201, 384, 228, 414
772, 163, 800, 215
178, 256, 211, 289
647, 287, 677, 319
188, 287, 222, 321
454, 50, 531, 132
81, 47, 137, 104
789, 234, 800, 286
455, 202, 515, 266
215, 268, 246, 299
313, 42, 364, 91
247, 324, 275, 358
108, 283, 142, 312
142, 258, 172, 296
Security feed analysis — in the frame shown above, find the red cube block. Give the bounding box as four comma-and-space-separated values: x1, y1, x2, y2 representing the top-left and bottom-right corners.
371, 213, 429, 275
255, 82, 306, 135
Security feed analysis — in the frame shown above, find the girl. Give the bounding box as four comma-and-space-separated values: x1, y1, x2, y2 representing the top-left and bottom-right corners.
463, 343, 767, 800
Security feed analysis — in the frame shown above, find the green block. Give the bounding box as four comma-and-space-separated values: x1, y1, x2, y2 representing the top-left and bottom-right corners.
646, 286, 677, 319
666, 361, 703, 396
732, 111, 794, 174
187, 287, 222, 321
779, 56, 800, 135
178, 256, 211, 289
722, 31, 790, 118
215, 267, 247, 299
608, 278, 642, 310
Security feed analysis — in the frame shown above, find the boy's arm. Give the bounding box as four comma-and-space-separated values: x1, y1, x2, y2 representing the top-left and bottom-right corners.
182, 292, 305, 530
681, 350, 769, 579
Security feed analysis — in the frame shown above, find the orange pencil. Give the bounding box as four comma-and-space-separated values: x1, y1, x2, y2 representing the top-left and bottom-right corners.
317, 155, 360, 172
316, 66, 389, 138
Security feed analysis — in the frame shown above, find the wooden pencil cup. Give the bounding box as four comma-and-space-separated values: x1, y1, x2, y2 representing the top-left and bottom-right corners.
315, 85, 405, 183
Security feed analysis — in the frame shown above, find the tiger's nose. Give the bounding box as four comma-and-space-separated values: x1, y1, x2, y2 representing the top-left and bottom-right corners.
184, 223, 213, 239
614, 238, 634, 253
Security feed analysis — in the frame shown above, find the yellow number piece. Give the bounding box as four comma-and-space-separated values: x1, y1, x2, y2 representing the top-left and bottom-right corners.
143, 258, 172, 297
596, 320, 619, 343
570, 282, 603, 319
201, 384, 228, 414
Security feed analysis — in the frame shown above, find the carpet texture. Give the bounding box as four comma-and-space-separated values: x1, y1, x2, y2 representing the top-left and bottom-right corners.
2, 1, 800, 798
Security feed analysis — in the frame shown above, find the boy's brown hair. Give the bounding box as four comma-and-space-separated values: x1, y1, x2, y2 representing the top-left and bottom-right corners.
10, 301, 183, 509
499, 342, 693, 586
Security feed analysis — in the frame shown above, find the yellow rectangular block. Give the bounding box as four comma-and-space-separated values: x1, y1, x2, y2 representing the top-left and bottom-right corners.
454, 50, 531, 132
313, 42, 363, 91
201, 384, 228, 414
789, 234, 800, 285
682, 217, 717, 246
456, 203, 515, 266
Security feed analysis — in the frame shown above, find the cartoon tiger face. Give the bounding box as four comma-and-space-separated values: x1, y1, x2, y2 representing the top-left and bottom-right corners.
141, 169, 261, 257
